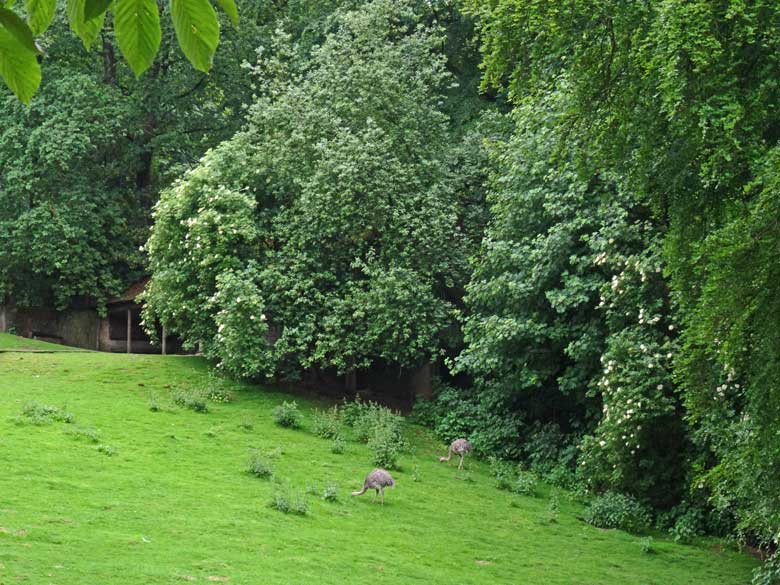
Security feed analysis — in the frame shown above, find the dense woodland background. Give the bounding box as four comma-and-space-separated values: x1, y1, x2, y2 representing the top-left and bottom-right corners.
1, 0, 779, 578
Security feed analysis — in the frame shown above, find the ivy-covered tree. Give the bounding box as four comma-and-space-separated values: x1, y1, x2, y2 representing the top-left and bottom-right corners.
144, 0, 479, 381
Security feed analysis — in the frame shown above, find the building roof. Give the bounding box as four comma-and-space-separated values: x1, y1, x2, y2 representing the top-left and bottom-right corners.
107, 277, 150, 306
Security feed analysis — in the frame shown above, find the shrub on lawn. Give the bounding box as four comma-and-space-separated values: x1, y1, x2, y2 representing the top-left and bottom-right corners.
368, 421, 403, 469
172, 389, 208, 413
331, 435, 346, 454
342, 398, 404, 445
489, 457, 516, 491
96, 444, 117, 457
148, 392, 161, 412
312, 406, 341, 439
205, 373, 235, 404
269, 484, 309, 515
273, 401, 302, 429
323, 483, 339, 503
584, 492, 651, 533
246, 450, 273, 479
64, 426, 101, 443
19, 402, 74, 425
511, 471, 538, 496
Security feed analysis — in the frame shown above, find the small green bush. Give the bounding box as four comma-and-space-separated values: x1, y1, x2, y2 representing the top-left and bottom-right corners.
268, 485, 308, 515
547, 493, 560, 524
205, 373, 235, 404
670, 510, 703, 544
96, 444, 117, 457
20, 402, 75, 425
272, 401, 302, 429
584, 492, 651, 533
368, 421, 404, 469
322, 483, 339, 503
64, 426, 100, 443
148, 392, 161, 412
640, 536, 654, 554
246, 450, 273, 479
511, 471, 538, 496
489, 457, 516, 491
172, 389, 208, 413
312, 406, 341, 439
342, 398, 404, 445
330, 435, 346, 454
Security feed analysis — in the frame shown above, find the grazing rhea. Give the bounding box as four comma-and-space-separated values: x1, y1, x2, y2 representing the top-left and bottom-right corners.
439, 438, 473, 470
351, 469, 395, 505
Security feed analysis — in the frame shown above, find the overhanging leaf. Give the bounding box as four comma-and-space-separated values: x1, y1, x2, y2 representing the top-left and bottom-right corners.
0, 6, 37, 53
66, 0, 105, 50
114, 0, 161, 77
24, 0, 55, 34
213, 0, 238, 27
84, 0, 112, 21
170, 0, 219, 73
0, 25, 40, 103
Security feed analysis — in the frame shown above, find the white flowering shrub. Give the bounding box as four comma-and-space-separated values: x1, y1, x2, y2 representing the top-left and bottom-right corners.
579, 235, 682, 503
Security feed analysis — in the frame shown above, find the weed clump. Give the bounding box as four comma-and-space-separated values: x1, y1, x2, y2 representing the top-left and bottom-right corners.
268, 483, 308, 515
322, 483, 339, 503
148, 392, 161, 412
205, 373, 235, 404
272, 401, 302, 429
64, 426, 101, 443
19, 402, 74, 425
330, 435, 346, 454
172, 389, 208, 413
312, 406, 341, 439
246, 450, 273, 479
96, 444, 117, 457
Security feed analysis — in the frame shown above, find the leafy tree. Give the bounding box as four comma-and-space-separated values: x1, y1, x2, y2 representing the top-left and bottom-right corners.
143, 0, 477, 381
0, 3, 263, 308
463, 0, 780, 544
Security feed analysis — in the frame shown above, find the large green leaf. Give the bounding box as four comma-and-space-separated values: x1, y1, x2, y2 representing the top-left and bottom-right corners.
0, 25, 40, 103
213, 0, 238, 27
66, 0, 105, 49
84, 0, 112, 20
0, 6, 37, 53
170, 0, 219, 73
114, 0, 161, 77
24, 0, 56, 34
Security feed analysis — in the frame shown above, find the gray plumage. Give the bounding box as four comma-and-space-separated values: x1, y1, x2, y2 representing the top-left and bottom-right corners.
352, 468, 395, 504
439, 438, 473, 470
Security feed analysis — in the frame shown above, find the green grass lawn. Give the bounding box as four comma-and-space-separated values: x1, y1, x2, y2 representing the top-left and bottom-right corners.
0, 332, 83, 351
0, 333, 757, 584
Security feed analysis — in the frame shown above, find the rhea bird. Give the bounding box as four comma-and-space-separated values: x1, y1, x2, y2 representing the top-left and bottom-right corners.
439, 438, 473, 470
351, 469, 395, 504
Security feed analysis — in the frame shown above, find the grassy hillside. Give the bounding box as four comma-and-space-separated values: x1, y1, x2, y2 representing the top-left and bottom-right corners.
0, 339, 757, 584
0, 332, 83, 351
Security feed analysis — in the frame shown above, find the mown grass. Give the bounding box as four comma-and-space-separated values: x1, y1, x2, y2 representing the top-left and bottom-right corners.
0, 333, 757, 584
0, 332, 83, 351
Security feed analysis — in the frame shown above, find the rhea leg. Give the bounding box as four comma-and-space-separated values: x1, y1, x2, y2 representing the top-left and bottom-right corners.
458, 453, 465, 470
371, 489, 377, 503
380, 487, 384, 505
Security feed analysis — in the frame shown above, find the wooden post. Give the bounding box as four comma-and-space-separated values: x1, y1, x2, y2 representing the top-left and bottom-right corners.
126, 309, 132, 354
96, 317, 101, 351
0, 304, 5, 333
161, 325, 167, 355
